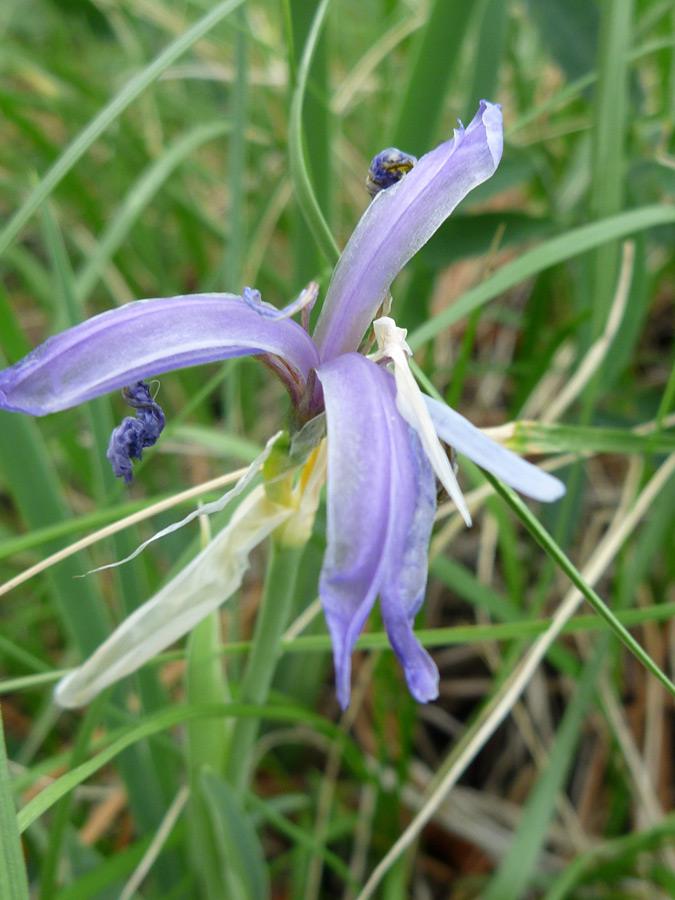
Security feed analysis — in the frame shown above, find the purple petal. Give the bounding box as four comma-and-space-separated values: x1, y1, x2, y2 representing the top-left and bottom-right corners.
378, 410, 439, 703
313, 101, 503, 361
0, 293, 319, 415
424, 395, 566, 502
317, 353, 439, 708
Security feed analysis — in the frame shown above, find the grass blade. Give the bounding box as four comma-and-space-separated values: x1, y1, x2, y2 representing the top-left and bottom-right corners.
0, 0, 246, 259
408, 204, 675, 349
0, 703, 30, 900
391, 0, 479, 149
288, 0, 340, 266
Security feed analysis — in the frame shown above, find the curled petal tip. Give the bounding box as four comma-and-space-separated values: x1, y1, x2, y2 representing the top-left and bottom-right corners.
406, 665, 440, 704
478, 100, 504, 167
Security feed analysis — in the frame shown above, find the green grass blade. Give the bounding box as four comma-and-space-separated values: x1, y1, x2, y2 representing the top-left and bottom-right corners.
482, 469, 675, 700
288, 0, 333, 284
201, 770, 270, 900
17, 701, 367, 833
0, 406, 112, 652
504, 422, 675, 455
288, 0, 340, 266
482, 646, 607, 900
408, 204, 675, 349
75, 121, 231, 302
543, 813, 675, 900
463, 0, 508, 122
0, 703, 30, 900
0, 0, 246, 259
391, 0, 479, 149
589, 0, 634, 333
186, 610, 231, 900
223, 6, 248, 290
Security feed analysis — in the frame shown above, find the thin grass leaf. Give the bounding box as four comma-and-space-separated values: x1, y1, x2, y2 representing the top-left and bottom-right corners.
75, 121, 232, 302
408, 204, 675, 349
482, 646, 607, 900
288, 0, 340, 266
503, 422, 675, 455
589, 0, 633, 334
463, 0, 508, 123
0, 405, 112, 652
223, 6, 248, 290
483, 468, 675, 700
17, 702, 368, 833
38, 695, 108, 900
246, 792, 358, 890
0, 703, 30, 900
200, 770, 270, 900
186, 608, 231, 900
0, 0, 246, 259
391, 0, 479, 150
51, 831, 183, 900
543, 813, 675, 900
289, 0, 332, 285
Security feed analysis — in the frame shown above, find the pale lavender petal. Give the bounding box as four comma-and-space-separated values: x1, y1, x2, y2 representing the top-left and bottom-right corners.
313, 101, 503, 361
0, 293, 319, 415
424, 395, 566, 502
317, 353, 439, 708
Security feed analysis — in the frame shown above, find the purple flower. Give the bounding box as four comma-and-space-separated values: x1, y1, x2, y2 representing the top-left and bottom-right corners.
0, 102, 565, 709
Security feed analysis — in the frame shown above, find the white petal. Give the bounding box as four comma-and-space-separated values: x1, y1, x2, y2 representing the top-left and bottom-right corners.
372, 317, 472, 526
54, 486, 292, 708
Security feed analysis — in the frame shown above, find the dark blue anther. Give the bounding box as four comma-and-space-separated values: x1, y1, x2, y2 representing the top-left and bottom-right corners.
106, 381, 165, 483
366, 148, 417, 197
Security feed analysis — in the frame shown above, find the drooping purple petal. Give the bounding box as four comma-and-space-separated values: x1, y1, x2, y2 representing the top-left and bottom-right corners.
317, 353, 439, 708
0, 293, 320, 416
424, 395, 566, 502
378, 411, 439, 702
313, 101, 503, 361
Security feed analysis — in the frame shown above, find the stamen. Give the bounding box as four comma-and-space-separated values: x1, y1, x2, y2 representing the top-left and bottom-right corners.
106, 381, 165, 483
372, 316, 472, 526
366, 148, 417, 197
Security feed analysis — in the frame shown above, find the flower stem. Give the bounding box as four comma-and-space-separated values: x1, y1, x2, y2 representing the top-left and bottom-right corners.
225, 539, 304, 793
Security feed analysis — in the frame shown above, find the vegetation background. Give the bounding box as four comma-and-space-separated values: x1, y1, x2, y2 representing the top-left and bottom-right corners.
0, 0, 674, 897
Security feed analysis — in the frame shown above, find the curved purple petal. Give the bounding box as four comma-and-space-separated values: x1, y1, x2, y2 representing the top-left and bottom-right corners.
317, 353, 439, 708
313, 101, 503, 361
0, 293, 320, 415
424, 395, 566, 502
378, 408, 439, 702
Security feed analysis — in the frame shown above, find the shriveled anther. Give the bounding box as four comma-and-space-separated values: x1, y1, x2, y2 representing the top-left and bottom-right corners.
107, 381, 165, 483
366, 148, 417, 197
